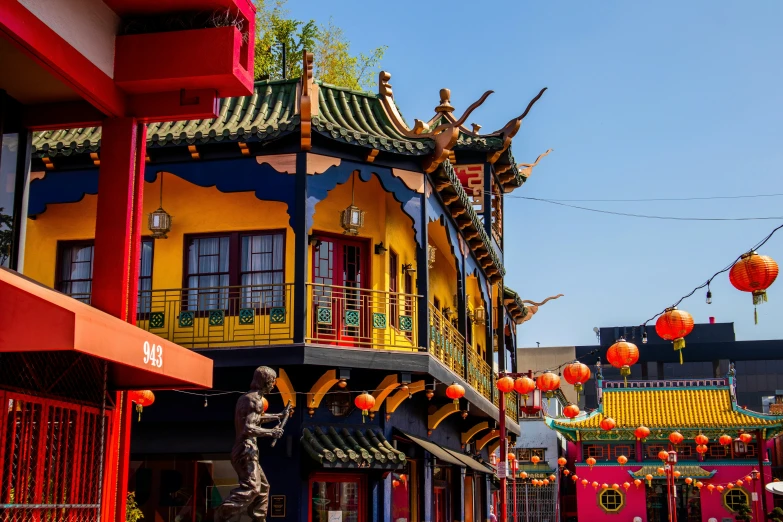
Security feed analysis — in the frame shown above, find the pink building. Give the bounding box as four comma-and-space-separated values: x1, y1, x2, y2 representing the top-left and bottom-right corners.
546, 374, 783, 522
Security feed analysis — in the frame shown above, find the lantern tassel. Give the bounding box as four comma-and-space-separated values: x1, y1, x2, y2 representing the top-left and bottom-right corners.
136, 404, 143, 421
754, 306, 758, 325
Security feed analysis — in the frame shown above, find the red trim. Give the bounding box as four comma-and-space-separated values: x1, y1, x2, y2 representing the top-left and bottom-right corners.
0, 1, 126, 117
307, 472, 367, 522
22, 101, 105, 130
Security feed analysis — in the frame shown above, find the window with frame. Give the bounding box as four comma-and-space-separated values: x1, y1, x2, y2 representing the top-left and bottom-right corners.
515, 448, 545, 463
57, 239, 153, 311
583, 444, 607, 459
184, 231, 285, 310
708, 444, 729, 459
723, 488, 749, 513
609, 444, 636, 461
598, 489, 624, 513
645, 444, 667, 460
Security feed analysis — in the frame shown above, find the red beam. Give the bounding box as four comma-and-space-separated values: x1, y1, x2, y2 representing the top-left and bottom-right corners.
22, 101, 105, 130
0, 0, 126, 118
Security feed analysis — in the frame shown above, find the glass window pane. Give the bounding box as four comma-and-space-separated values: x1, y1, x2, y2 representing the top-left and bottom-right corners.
0, 133, 19, 268
311, 480, 360, 522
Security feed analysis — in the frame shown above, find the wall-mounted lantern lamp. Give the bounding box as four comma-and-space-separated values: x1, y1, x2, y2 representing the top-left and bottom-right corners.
374, 242, 388, 255
403, 263, 416, 275
473, 305, 487, 326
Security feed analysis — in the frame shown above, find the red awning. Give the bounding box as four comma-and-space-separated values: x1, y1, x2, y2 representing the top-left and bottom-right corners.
0, 268, 212, 389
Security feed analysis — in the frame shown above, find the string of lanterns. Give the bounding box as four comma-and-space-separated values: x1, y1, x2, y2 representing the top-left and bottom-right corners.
639, 224, 783, 353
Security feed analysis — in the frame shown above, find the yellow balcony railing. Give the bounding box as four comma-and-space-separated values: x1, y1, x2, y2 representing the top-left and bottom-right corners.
506, 390, 519, 422
306, 283, 418, 351
428, 303, 465, 376
467, 349, 493, 402
135, 283, 295, 348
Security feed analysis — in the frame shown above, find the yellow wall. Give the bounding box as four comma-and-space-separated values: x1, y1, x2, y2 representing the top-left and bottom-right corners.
24, 174, 294, 289
309, 173, 417, 292
427, 222, 457, 312
466, 274, 487, 358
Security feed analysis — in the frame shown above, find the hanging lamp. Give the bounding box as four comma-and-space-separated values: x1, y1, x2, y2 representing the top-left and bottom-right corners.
340, 172, 365, 235
148, 172, 172, 239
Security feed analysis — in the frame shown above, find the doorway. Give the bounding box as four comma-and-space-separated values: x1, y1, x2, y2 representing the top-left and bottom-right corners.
646, 482, 702, 522
434, 487, 447, 522
311, 234, 369, 345
309, 473, 366, 522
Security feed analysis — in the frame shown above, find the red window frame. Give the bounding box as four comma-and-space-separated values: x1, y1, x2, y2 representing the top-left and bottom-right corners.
308, 472, 367, 522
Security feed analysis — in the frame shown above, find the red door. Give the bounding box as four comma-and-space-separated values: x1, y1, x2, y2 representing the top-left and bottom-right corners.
311, 235, 368, 346
434, 487, 447, 522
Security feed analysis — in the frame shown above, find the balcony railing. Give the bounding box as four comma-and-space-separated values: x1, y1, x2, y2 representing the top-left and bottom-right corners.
467, 348, 493, 402
136, 283, 296, 348
306, 283, 419, 351
429, 303, 465, 377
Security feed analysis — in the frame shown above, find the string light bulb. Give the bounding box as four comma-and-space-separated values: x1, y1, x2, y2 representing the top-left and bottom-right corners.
706, 285, 712, 304
642, 330, 648, 344
204, 395, 208, 408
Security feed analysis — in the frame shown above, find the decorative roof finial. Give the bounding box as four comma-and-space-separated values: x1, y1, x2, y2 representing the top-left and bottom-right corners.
435, 88, 454, 113
379, 71, 393, 97
471, 123, 482, 134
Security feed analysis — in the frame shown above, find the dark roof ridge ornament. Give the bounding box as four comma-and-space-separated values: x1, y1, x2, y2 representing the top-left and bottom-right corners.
435, 88, 454, 113
487, 87, 548, 164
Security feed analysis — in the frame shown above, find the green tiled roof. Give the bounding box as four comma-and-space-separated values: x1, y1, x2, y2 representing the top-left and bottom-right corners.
301, 426, 406, 469
504, 286, 529, 323
312, 82, 434, 155
32, 79, 301, 157
32, 79, 435, 158
629, 465, 716, 479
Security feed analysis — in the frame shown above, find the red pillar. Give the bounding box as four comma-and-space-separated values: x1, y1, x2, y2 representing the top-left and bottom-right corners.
499, 391, 507, 522
91, 117, 147, 522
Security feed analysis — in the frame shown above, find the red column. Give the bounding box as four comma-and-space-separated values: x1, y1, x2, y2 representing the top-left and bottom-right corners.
91, 117, 147, 522
499, 391, 507, 522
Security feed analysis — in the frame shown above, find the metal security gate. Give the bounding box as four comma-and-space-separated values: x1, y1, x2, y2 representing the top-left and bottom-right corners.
0, 352, 110, 522
506, 482, 558, 522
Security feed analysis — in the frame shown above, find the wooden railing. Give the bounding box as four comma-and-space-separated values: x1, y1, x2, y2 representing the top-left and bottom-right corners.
428, 303, 465, 376
307, 283, 418, 351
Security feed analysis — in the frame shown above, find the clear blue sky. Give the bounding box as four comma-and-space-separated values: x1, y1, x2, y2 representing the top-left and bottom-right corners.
288, 0, 783, 347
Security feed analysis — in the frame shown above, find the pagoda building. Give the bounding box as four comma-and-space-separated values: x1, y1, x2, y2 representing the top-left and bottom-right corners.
547, 369, 783, 522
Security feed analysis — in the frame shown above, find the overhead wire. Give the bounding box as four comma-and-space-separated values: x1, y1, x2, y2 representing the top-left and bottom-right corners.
640, 222, 783, 327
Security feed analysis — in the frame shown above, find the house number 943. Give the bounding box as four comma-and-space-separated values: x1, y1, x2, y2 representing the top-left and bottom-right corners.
143, 341, 163, 368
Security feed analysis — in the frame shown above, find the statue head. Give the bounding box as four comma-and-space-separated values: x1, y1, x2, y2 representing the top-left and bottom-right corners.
250, 366, 277, 394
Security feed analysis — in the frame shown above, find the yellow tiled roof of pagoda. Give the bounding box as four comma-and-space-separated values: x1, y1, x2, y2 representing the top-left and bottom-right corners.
552, 388, 780, 430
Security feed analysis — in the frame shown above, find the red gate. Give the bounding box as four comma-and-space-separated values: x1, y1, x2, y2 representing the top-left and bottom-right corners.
0, 390, 112, 522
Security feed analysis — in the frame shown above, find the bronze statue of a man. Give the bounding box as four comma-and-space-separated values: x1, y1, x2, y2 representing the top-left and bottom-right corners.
215, 366, 287, 522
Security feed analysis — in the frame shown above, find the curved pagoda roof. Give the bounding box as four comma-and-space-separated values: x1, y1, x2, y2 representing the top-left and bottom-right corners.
32, 55, 546, 193
546, 377, 783, 442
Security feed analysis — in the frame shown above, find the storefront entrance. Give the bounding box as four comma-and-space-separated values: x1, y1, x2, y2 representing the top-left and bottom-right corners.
646, 483, 701, 522
309, 473, 366, 522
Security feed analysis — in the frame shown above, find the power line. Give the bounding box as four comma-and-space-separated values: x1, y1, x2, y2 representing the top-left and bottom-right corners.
508, 193, 783, 203
640, 222, 783, 327
517, 197, 783, 221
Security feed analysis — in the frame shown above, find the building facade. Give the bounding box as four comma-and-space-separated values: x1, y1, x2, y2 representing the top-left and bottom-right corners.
547, 373, 783, 522
24, 56, 549, 522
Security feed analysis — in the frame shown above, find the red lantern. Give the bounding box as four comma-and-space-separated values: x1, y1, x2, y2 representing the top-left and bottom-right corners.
695, 481, 703, 490
129, 390, 155, 421
730, 251, 779, 323
635, 426, 651, 441
514, 376, 536, 399
617, 455, 628, 467
536, 372, 561, 398
658, 450, 669, 462
496, 376, 515, 394
543, 479, 550, 486
557, 457, 567, 468
695, 434, 709, 446
719, 435, 733, 446
634, 479, 642, 489
696, 445, 708, 454
563, 404, 580, 419
586, 457, 596, 469
355, 392, 376, 422
622, 482, 631, 491
606, 338, 639, 384
581, 479, 588, 488
601, 483, 609, 490
600, 417, 616, 431
531, 455, 540, 465
727, 482, 735, 489
656, 308, 694, 364
739, 433, 753, 444
564, 469, 570, 476
645, 474, 653, 486
572, 474, 578, 482
521, 472, 528, 479
563, 361, 591, 401
393, 479, 400, 487
446, 383, 465, 406
549, 475, 556, 482
736, 479, 744, 487
673, 471, 681, 478
591, 481, 599, 490
669, 431, 684, 445
707, 484, 715, 493
716, 485, 724, 493
657, 467, 665, 475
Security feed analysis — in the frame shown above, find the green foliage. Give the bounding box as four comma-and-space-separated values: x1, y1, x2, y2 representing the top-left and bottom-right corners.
734, 500, 752, 522
769, 507, 783, 522
126, 492, 144, 522
253, 1, 386, 91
